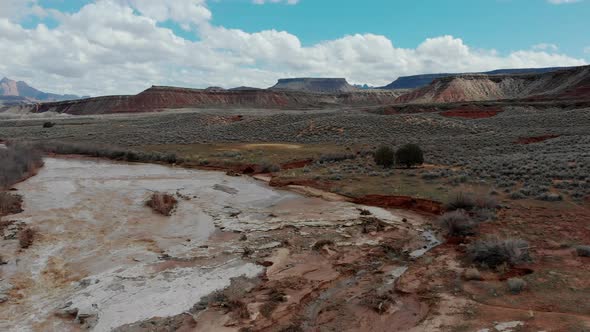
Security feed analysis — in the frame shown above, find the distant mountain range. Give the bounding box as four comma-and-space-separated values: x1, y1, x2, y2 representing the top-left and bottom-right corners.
0, 77, 86, 102
381, 67, 574, 90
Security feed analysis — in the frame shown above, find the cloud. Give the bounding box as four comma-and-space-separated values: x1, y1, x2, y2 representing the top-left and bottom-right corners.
0, 0, 47, 20
115, 0, 211, 28
0, 0, 586, 96
547, 0, 582, 4
585, 46, 590, 54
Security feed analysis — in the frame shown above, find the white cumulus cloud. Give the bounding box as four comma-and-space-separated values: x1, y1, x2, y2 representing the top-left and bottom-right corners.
0, 0, 586, 96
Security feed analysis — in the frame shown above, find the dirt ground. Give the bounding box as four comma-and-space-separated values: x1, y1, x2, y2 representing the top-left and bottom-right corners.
1, 106, 590, 331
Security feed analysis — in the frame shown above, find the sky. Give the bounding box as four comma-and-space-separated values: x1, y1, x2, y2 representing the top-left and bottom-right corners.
0, 0, 589, 96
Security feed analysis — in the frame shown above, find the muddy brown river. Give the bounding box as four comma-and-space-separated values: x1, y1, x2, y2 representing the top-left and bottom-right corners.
0, 157, 420, 331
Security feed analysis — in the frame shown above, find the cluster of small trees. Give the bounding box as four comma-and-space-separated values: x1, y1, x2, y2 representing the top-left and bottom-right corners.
374, 143, 424, 169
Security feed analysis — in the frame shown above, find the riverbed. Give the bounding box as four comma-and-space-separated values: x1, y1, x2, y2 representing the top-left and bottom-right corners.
0, 157, 421, 331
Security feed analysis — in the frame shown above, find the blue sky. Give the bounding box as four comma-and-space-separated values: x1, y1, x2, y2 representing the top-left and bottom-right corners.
209, 0, 590, 57
30, 0, 590, 57
1, 0, 588, 95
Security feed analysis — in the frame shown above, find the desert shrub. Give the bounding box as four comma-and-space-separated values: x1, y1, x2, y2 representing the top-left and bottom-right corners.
510, 191, 526, 200
421, 171, 442, 180
445, 192, 476, 211
536, 192, 563, 202
575, 245, 590, 257
446, 192, 497, 212
374, 146, 395, 168
146, 192, 178, 216
476, 195, 498, 209
0, 192, 23, 216
0, 143, 43, 189
439, 210, 475, 236
317, 153, 355, 164
395, 144, 424, 168
472, 208, 497, 222
260, 163, 281, 173
468, 237, 531, 268
18, 227, 35, 249
507, 278, 526, 294
33, 141, 179, 164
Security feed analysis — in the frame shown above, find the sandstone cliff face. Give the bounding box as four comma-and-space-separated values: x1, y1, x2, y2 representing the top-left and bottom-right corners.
395, 65, 590, 104
381, 67, 571, 90
270, 78, 358, 93
29, 86, 403, 115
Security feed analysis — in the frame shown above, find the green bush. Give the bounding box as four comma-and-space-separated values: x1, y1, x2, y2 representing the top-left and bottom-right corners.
395, 144, 424, 168
374, 146, 395, 168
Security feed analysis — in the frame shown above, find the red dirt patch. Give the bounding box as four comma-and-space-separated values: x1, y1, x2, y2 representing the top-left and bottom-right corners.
515, 134, 559, 145
353, 195, 444, 215
441, 107, 503, 119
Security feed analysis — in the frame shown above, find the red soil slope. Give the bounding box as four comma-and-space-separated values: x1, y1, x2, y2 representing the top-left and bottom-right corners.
33, 87, 403, 115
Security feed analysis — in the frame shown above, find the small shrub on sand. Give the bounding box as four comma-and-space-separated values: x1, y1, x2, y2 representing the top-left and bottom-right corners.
18, 227, 35, 249
146, 192, 178, 216
439, 210, 475, 236
468, 237, 531, 269
374, 146, 395, 168
507, 278, 526, 294
575, 245, 590, 257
